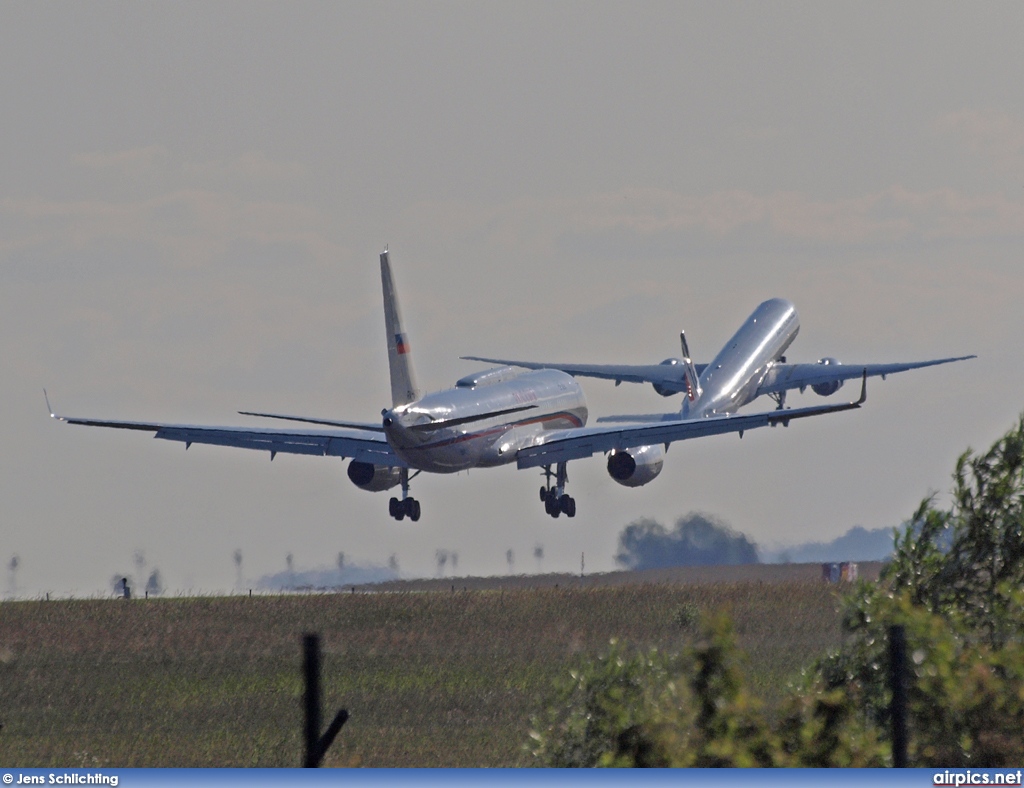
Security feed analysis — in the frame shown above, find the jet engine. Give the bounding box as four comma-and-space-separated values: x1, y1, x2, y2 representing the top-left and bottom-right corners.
811, 357, 843, 397
606, 444, 665, 487
347, 460, 402, 492
652, 358, 682, 397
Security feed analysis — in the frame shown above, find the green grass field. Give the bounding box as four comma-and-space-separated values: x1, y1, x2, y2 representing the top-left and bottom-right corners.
0, 569, 860, 767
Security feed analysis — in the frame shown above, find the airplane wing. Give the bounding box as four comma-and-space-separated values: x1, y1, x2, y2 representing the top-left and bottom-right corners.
460, 355, 706, 392
47, 401, 402, 465
755, 355, 976, 397
515, 373, 867, 469
465, 354, 974, 399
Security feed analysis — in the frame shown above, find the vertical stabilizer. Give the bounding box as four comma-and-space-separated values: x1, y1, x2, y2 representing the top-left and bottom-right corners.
679, 331, 703, 410
380, 249, 420, 407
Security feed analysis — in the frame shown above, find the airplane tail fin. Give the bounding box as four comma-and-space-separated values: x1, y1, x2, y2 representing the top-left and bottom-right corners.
680, 331, 703, 409
380, 249, 420, 407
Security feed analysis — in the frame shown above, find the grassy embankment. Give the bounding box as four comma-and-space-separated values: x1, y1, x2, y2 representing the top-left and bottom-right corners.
0, 573, 855, 767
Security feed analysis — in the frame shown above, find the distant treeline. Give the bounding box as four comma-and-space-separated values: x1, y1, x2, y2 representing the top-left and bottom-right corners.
615, 513, 759, 570
616, 514, 896, 571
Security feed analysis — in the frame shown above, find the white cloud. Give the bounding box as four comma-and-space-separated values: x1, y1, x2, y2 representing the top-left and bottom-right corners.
1, 189, 342, 277
405, 184, 1024, 256
182, 151, 307, 184
72, 145, 170, 177
939, 109, 1024, 174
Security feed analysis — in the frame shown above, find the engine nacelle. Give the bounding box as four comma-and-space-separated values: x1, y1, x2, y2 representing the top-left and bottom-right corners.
810, 357, 843, 397
607, 444, 665, 487
347, 460, 402, 492
652, 358, 682, 397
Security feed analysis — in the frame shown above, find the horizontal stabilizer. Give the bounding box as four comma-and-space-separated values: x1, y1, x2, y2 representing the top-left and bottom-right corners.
238, 410, 384, 432
461, 355, 705, 392
406, 404, 537, 432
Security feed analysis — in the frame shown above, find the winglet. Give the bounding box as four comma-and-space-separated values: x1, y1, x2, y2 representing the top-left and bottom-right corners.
855, 369, 867, 405
43, 388, 57, 419
679, 331, 703, 404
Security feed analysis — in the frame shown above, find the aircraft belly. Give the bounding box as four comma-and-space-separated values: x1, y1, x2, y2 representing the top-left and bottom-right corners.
396, 440, 483, 473
476, 422, 550, 467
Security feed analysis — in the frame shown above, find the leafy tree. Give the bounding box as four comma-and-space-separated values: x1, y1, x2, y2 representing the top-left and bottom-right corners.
885, 414, 1024, 647
806, 415, 1024, 764
806, 587, 1024, 766
616, 513, 758, 570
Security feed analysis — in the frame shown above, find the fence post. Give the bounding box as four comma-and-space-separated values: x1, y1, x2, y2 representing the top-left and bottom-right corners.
303, 633, 350, 767
888, 624, 908, 767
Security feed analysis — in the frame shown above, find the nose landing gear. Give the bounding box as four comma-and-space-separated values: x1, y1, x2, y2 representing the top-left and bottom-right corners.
540, 462, 575, 518
389, 467, 421, 521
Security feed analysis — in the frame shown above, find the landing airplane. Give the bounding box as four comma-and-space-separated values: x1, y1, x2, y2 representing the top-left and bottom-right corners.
47, 251, 954, 522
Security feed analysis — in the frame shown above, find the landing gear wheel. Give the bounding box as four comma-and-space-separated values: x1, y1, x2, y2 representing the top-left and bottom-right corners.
544, 489, 559, 517
391, 467, 422, 521
539, 486, 548, 502
560, 495, 576, 518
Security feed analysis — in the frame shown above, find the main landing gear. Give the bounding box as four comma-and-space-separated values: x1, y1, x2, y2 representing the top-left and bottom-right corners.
539, 462, 576, 518
389, 467, 421, 521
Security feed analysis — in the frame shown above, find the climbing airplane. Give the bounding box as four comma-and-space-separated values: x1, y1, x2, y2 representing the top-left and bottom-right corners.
47, 251, 969, 521
465, 298, 975, 420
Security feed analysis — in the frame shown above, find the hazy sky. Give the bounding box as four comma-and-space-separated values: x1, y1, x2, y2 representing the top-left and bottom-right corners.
3, 2, 1024, 596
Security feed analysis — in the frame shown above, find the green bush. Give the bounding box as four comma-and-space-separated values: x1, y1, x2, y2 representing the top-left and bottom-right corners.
530, 615, 785, 767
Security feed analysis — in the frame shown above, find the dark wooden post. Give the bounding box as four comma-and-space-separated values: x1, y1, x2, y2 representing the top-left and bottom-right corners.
303, 633, 349, 767
303, 634, 321, 767
889, 624, 908, 767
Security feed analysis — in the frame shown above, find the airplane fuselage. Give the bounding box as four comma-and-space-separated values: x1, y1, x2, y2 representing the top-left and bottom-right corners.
687, 297, 799, 418
383, 368, 588, 473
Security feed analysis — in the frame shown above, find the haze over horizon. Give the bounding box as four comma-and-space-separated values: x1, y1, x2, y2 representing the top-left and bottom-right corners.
3, 3, 1023, 596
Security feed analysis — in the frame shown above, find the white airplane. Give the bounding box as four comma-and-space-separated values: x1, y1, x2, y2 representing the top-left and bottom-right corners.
47, 251, 969, 522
